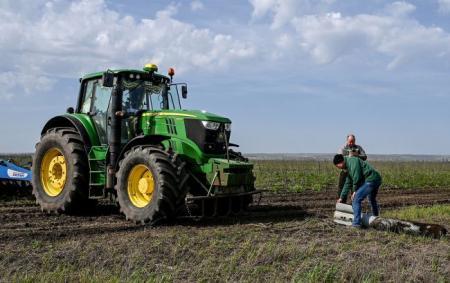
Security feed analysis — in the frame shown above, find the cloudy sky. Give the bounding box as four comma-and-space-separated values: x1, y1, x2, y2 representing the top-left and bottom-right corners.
1, 0, 450, 154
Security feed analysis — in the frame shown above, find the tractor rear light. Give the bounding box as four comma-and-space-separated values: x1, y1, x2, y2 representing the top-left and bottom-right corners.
201, 121, 220, 130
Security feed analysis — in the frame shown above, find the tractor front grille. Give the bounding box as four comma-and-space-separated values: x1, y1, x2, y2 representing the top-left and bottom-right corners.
185, 119, 230, 154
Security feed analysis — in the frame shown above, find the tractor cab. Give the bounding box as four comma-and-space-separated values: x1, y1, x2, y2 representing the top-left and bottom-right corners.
77, 65, 187, 145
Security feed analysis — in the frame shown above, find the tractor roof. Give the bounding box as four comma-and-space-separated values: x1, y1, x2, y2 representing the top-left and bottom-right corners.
82, 69, 169, 81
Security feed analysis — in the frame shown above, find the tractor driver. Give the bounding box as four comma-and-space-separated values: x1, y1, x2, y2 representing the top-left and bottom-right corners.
124, 86, 146, 114
122, 86, 146, 140
337, 134, 367, 203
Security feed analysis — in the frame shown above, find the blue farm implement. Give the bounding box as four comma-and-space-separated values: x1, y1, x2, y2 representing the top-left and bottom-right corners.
0, 159, 32, 190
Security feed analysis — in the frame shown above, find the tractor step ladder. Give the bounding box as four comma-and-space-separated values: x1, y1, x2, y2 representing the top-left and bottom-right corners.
88, 146, 108, 199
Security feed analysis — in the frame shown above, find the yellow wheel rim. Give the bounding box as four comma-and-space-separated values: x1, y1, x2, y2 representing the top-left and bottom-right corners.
127, 165, 155, 208
40, 148, 67, 197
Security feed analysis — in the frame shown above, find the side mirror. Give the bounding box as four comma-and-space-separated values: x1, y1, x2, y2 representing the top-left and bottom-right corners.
181, 85, 188, 99
102, 70, 114, 87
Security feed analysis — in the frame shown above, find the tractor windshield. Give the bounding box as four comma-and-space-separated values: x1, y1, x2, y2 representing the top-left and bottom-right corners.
122, 79, 181, 112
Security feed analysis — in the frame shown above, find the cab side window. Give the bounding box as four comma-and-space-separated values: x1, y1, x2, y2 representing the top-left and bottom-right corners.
81, 80, 96, 114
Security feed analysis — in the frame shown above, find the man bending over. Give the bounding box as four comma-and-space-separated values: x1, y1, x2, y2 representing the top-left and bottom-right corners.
333, 154, 382, 228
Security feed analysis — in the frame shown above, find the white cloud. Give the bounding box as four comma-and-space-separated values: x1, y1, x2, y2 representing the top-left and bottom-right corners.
438, 0, 450, 13
1, 0, 450, 100
290, 6, 450, 68
250, 0, 276, 18
386, 1, 416, 17
0, 71, 54, 100
250, 0, 302, 29
0, 0, 255, 99
276, 33, 294, 49
249, 0, 334, 29
190, 1, 204, 12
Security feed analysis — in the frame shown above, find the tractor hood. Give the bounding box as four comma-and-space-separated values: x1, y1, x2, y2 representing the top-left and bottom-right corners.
142, 110, 231, 123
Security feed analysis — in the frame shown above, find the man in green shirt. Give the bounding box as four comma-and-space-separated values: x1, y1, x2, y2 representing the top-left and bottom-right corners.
333, 154, 382, 227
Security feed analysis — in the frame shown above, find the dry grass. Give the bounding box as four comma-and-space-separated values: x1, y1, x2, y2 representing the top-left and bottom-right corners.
0, 154, 449, 282
0, 209, 448, 282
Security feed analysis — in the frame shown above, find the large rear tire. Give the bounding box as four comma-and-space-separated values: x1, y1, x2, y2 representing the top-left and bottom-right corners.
115, 146, 189, 224
32, 128, 89, 213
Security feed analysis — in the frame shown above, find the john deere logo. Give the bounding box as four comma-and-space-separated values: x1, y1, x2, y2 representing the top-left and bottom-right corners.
7, 169, 28, 179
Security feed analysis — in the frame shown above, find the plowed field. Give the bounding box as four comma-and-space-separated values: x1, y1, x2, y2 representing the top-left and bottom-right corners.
0, 187, 449, 282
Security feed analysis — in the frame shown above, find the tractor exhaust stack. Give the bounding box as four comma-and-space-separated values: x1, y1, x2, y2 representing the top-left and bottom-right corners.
106, 75, 122, 190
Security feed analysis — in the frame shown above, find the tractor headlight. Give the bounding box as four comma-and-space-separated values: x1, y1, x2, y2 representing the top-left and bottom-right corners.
224, 123, 231, 131
201, 121, 220, 130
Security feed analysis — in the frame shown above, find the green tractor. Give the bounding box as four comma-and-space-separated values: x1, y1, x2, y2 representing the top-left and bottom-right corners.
32, 64, 258, 223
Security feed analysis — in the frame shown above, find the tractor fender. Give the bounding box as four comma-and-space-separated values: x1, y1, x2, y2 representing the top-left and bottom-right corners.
116, 135, 169, 170
41, 115, 92, 151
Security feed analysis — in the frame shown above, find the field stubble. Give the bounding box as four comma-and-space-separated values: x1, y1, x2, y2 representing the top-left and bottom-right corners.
0, 159, 449, 282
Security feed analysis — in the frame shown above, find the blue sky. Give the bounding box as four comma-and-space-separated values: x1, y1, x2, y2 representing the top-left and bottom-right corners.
1, 0, 450, 154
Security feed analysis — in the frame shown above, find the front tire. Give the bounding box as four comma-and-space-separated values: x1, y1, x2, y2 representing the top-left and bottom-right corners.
32, 128, 89, 213
115, 147, 189, 224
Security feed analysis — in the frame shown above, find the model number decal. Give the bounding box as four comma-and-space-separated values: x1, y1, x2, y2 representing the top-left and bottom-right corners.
7, 169, 28, 179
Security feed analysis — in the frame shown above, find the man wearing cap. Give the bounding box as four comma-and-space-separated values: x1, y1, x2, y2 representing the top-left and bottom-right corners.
337, 134, 367, 203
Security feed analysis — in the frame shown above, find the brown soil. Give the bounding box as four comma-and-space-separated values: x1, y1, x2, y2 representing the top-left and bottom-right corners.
0, 187, 448, 242
0, 187, 449, 281
257, 187, 450, 214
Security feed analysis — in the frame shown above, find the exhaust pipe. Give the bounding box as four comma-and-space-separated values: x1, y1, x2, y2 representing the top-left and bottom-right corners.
334, 203, 447, 239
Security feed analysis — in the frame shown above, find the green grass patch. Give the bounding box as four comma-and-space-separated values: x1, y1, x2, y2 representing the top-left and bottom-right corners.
383, 204, 450, 223
254, 160, 450, 192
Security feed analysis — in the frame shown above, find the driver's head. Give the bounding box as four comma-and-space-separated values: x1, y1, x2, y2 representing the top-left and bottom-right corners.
346, 134, 356, 147
130, 87, 145, 109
